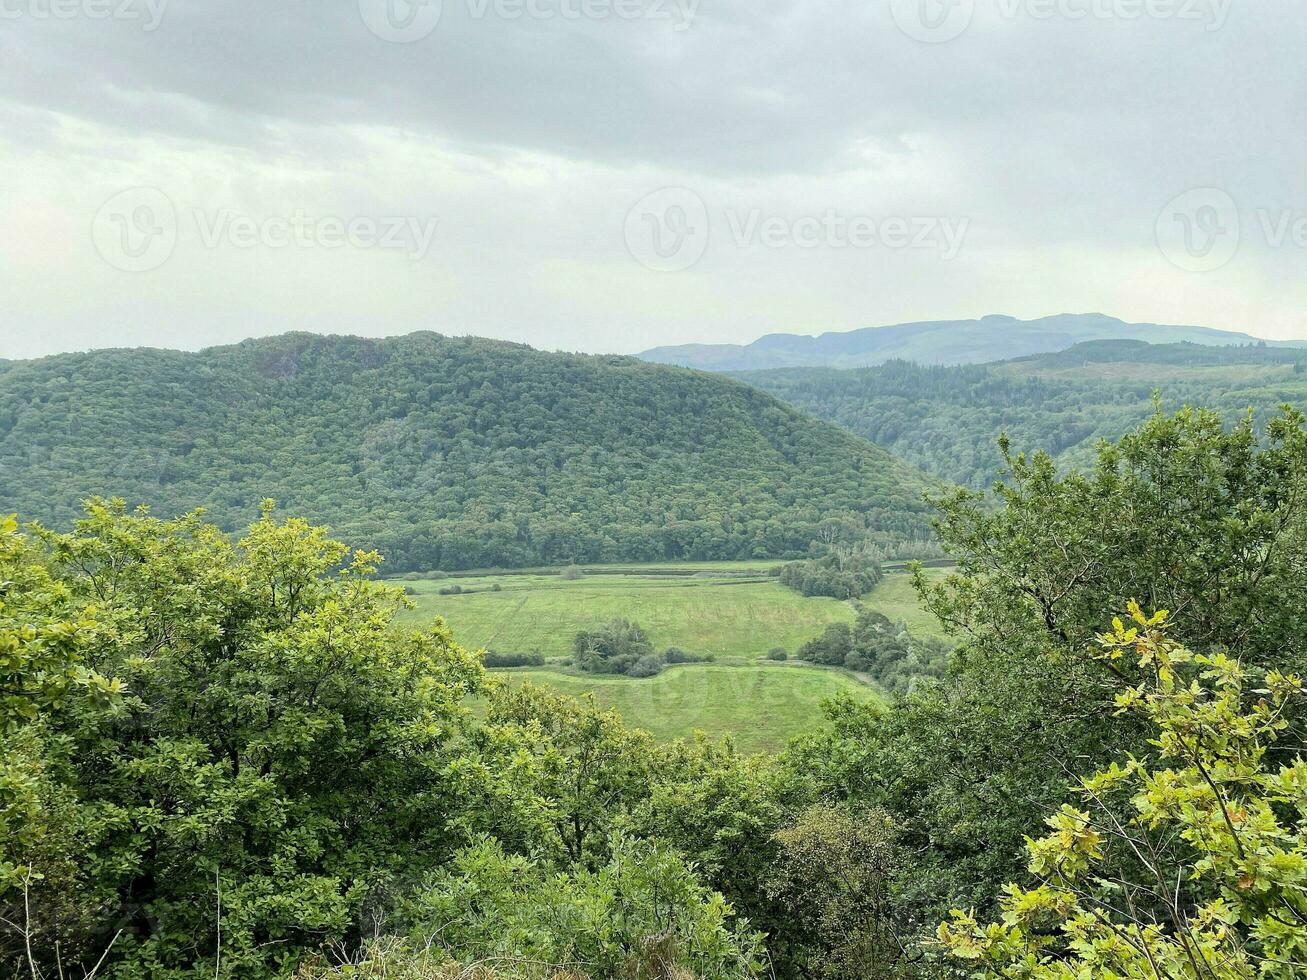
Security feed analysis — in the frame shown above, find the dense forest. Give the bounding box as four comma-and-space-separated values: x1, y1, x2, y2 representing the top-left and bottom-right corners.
742, 340, 1307, 487
6, 406, 1307, 978
0, 332, 936, 571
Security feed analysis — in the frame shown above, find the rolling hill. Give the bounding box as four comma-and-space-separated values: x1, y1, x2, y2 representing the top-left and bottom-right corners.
740, 340, 1307, 489
0, 332, 935, 571
640, 313, 1303, 371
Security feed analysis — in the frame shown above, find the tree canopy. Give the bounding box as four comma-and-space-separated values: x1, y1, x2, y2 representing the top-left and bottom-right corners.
0, 332, 935, 571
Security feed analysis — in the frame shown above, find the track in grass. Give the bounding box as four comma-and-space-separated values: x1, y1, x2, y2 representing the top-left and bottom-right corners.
496, 663, 882, 754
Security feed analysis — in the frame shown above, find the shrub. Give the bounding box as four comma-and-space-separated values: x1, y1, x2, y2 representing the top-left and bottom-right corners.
401, 837, 764, 979
482, 650, 546, 668
560, 565, 584, 580
574, 619, 655, 675
779, 553, 882, 599
663, 647, 707, 665
438, 584, 463, 595
938, 606, 1307, 976
797, 623, 853, 666
766, 648, 788, 661
626, 654, 666, 678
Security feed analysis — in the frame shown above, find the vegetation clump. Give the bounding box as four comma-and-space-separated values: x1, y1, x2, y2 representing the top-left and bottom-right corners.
8, 404, 1307, 979
796, 609, 948, 693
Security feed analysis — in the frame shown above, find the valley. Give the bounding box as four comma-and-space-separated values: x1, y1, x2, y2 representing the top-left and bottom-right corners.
397, 562, 949, 750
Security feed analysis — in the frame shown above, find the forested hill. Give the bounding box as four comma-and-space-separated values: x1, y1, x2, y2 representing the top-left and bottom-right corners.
641, 312, 1300, 371
0, 332, 934, 570
739, 340, 1307, 489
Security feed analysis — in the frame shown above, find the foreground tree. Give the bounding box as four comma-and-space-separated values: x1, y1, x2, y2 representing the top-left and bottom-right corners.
938, 605, 1307, 977
397, 836, 764, 979
922, 405, 1307, 671
2, 500, 489, 978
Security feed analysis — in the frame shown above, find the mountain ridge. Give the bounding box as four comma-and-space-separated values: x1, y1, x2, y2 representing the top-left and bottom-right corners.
0, 331, 935, 571
640, 313, 1305, 371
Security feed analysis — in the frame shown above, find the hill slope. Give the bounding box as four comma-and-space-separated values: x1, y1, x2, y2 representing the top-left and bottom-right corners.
641, 313, 1302, 371
0, 332, 934, 570
740, 340, 1307, 489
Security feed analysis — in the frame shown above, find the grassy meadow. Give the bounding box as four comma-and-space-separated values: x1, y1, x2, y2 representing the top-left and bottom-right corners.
398, 562, 858, 660
394, 562, 948, 750
492, 663, 882, 754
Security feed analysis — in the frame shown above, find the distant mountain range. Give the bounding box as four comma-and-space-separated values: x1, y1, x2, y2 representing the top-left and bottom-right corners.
639, 314, 1304, 371
739, 339, 1307, 490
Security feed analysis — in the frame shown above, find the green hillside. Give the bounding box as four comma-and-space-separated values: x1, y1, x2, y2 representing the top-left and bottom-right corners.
0, 332, 934, 570
640, 313, 1302, 371
741, 340, 1307, 488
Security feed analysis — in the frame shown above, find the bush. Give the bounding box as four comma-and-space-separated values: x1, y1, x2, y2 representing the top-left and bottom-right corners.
574, 619, 655, 675
560, 565, 584, 580
401, 837, 764, 979
438, 584, 463, 595
779, 553, 882, 599
843, 651, 872, 672
663, 647, 708, 665
767, 648, 789, 661
626, 654, 666, 678
797, 623, 853, 666
490, 583, 503, 592
482, 650, 546, 668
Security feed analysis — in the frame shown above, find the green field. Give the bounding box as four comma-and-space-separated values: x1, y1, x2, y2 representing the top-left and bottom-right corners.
495, 663, 881, 754
397, 562, 948, 751
864, 568, 949, 640
399, 563, 859, 660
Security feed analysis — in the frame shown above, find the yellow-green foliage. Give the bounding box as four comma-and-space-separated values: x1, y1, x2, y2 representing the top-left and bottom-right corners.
938, 603, 1307, 978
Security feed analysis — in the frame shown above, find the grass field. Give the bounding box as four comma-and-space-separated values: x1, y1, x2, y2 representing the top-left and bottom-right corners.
864, 567, 949, 640
396, 562, 949, 751
399, 563, 859, 660
495, 663, 881, 754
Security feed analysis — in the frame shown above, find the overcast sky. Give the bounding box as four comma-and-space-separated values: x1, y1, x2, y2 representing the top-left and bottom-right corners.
1, 0, 1304, 359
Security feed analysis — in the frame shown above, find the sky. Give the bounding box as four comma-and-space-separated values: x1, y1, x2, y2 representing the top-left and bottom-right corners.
1, 0, 1304, 359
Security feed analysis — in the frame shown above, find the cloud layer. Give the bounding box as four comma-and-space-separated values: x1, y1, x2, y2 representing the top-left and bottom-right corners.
1, 0, 1304, 358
